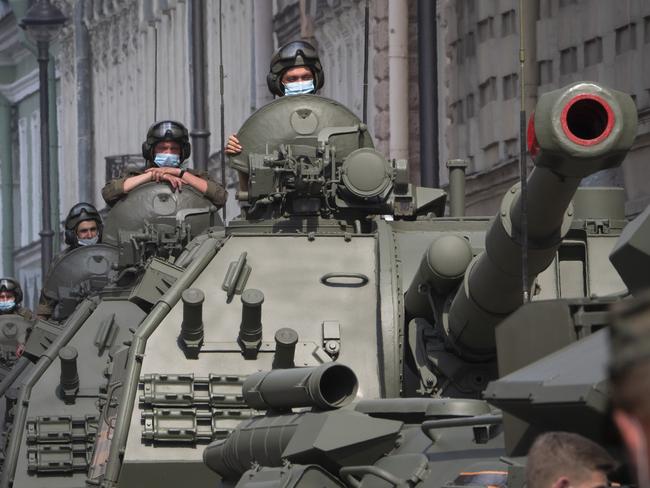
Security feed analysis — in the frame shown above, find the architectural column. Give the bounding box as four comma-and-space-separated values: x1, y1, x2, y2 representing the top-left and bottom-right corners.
74, 0, 93, 204
0, 93, 13, 276
253, 0, 273, 110
388, 0, 409, 160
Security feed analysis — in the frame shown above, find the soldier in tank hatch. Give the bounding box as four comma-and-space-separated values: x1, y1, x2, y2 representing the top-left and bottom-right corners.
101, 120, 227, 208
0, 278, 34, 358
0, 278, 33, 320
609, 292, 650, 488
36, 202, 104, 319
226, 40, 325, 189
526, 432, 616, 488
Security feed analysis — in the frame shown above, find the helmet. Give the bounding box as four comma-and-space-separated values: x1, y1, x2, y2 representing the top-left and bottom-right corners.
0, 277, 22, 306
141, 120, 191, 162
266, 40, 325, 97
64, 202, 103, 247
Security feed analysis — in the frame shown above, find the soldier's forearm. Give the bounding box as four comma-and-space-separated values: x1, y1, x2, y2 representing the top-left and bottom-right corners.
123, 173, 152, 193
183, 172, 208, 194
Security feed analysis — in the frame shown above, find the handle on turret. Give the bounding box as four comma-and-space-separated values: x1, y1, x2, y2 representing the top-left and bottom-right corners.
447, 82, 637, 360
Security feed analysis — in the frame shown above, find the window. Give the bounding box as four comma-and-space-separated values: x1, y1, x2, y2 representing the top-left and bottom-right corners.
479, 77, 497, 106
503, 74, 518, 100
584, 37, 603, 66
465, 31, 476, 57
616, 23, 637, 54
466, 93, 475, 118
453, 39, 464, 65
501, 10, 516, 37
478, 17, 494, 42
559, 0, 578, 7
538, 0, 552, 19
451, 100, 465, 124
538, 60, 553, 85
18, 118, 29, 246
504, 138, 518, 158
483, 142, 499, 165
560, 47, 578, 75
645, 16, 650, 44
30, 112, 41, 244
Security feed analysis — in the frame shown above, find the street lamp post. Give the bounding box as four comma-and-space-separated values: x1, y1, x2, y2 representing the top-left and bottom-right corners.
19, 0, 67, 281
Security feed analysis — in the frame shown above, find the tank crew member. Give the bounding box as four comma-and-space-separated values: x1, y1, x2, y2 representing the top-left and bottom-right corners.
609, 291, 650, 488
526, 431, 615, 488
36, 202, 103, 319
0, 278, 32, 320
63, 202, 103, 249
102, 120, 227, 207
226, 40, 325, 166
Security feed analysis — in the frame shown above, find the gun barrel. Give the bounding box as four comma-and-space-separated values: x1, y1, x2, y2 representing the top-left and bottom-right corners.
447, 82, 637, 360
242, 362, 358, 410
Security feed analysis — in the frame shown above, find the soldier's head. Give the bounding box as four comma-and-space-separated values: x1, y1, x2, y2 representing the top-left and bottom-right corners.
526, 432, 615, 488
142, 120, 191, 168
0, 278, 22, 314
609, 292, 650, 488
267, 40, 324, 97
64, 202, 103, 248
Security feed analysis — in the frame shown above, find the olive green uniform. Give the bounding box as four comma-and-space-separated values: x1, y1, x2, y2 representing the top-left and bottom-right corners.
1, 307, 34, 321
36, 247, 72, 320
101, 169, 227, 207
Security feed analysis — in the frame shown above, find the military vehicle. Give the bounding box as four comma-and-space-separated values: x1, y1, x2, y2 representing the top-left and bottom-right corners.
0, 81, 645, 488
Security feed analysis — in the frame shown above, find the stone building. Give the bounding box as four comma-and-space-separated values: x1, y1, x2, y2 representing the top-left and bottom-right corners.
440, 0, 650, 216
0, 0, 63, 308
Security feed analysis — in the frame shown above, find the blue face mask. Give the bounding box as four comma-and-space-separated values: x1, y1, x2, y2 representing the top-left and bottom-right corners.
283, 79, 315, 96
78, 235, 99, 247
0, 300, 15, 312
154, 153, 181, 167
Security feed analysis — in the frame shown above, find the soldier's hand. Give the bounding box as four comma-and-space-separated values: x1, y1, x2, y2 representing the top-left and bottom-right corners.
226, 134, 243, 155
162, 174, 184, 190
146, 167, 179, 182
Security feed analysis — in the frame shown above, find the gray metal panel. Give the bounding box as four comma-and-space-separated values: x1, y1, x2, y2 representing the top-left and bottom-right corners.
485, 329, 608, 406
123, 234, 380, 472
587, 236, 626, 297
12, 300, 146, 488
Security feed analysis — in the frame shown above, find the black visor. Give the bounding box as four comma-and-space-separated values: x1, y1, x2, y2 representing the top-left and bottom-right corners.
270, 41, 320, 74
0, 278, 19, 293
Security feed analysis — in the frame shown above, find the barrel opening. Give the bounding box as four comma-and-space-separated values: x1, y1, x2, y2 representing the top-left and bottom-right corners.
318, 365, 357, 407
561, 95, 614, 146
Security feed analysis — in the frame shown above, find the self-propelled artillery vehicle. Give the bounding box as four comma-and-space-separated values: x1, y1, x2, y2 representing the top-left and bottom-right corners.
0, 81, 644, 488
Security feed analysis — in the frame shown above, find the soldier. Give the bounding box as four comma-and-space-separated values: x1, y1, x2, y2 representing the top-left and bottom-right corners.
36, 202, 104, 319
526, 432, 615, 488
0, 278, 33, 320
101, 120, 227, 207
63, 202, 103, 248
226, 40, 325, 189
609, 292, 650, 488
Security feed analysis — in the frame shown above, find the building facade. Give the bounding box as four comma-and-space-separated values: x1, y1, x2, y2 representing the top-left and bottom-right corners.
440, 0, 650, 216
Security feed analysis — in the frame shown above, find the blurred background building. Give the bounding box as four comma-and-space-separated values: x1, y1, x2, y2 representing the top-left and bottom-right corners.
0, 0, 648, 309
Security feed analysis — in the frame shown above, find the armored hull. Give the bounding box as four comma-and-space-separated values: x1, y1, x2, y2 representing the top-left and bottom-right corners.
0, 83, 645, 488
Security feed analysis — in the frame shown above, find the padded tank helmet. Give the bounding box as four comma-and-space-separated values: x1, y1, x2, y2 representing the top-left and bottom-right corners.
0, 277, 22, 306
266, 40, 324, 97
64, 202, 103, 247
141, 120, 191, 163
